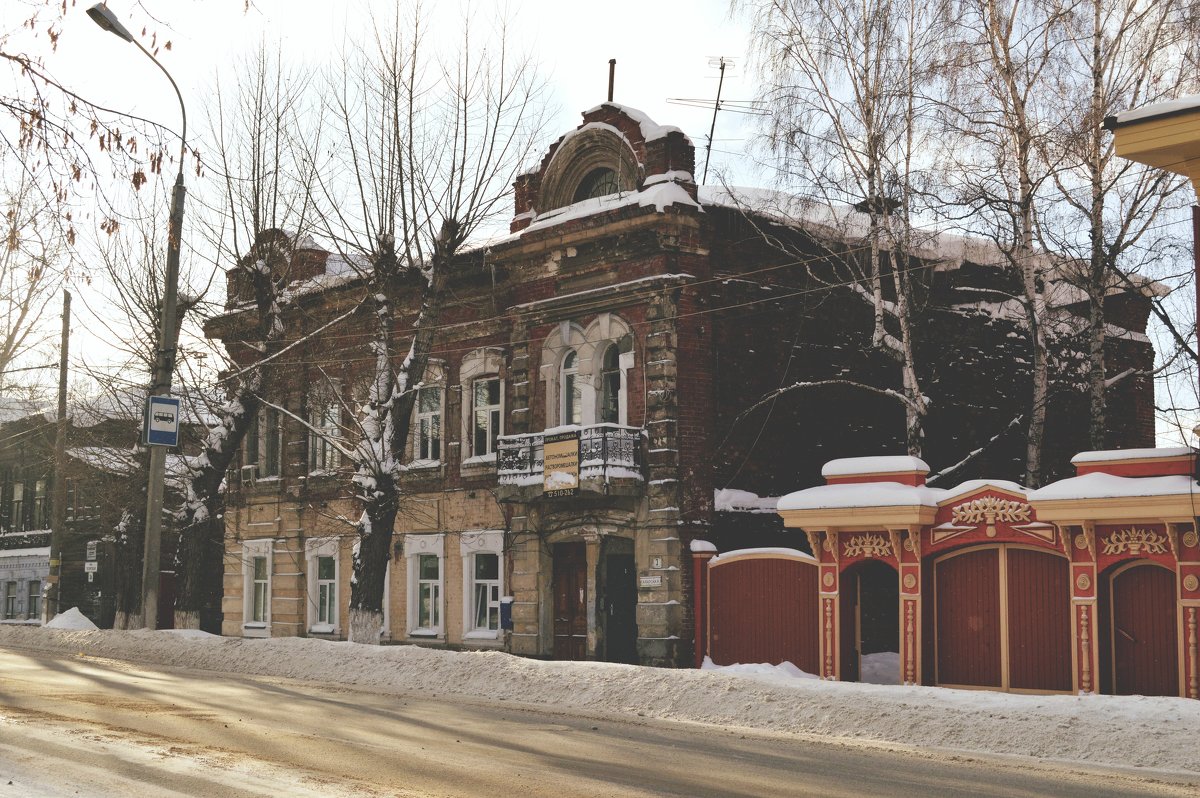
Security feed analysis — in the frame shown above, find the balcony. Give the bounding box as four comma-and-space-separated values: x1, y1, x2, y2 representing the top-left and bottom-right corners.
496, 423, 645, 502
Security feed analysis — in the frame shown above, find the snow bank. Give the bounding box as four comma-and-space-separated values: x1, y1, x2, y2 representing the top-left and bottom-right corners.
2, 628, 1198, 774
778, 482, 945, 511
1028, 472, 1198, 501
701, 656, 818, 682
43, 608, 97, 630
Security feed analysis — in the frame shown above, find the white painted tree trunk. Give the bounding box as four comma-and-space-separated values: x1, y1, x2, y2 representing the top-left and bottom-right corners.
348, 607, 384, 644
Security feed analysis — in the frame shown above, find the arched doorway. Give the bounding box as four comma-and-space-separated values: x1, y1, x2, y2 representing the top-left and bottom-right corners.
1099, 561, 1178, 696
838, 560, 899, 683
934, 545, 1070, 692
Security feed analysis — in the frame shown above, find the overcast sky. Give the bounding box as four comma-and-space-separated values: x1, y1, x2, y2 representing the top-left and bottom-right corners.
10, 1, 766, 392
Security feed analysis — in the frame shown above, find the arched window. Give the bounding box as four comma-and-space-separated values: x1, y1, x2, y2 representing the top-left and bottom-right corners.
573, 168, 619, 202
561, 351, 582, 425
599, 344, 621, 424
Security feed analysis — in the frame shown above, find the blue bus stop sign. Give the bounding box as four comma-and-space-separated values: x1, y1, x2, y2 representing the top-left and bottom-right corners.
145, 395, 181, 447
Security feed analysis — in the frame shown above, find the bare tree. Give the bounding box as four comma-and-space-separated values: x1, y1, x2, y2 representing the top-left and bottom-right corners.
0, 164, 65, 389
1041, 0, 1200, 448
172, 45, 320, 630
312, 4, 548, 643
738, 0, 949, 455
942, 0, 1073, 486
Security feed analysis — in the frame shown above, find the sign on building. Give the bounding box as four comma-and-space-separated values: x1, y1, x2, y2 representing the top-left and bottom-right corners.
144, 395, 181, 447
543, 430, 580, 497
86, 541, 97, 561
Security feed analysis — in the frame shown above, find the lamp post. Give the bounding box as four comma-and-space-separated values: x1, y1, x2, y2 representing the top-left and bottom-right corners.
88, 3, 188, 630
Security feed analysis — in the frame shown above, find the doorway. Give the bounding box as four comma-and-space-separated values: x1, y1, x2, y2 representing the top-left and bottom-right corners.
552, 542, 587, 660
1100, 561, 1178, 696
603, 552, 638, 664
839, 560, 899, 683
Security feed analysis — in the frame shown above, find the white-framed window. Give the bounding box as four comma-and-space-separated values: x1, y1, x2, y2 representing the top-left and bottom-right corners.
246, 407, 283, 478
472, 378, 502, 457
415, 387, 443, 462
461, 530, 505, 640
539, 316, 634, 428
32, 479, 47, 529
460, 348, 506, 466
3, 581, 16, 620
10, 483, 24, 533
26, 580, 40, 621
309, 388, 342, 473
305, 537, 341, 634
561, 351, 582, 425
404, 533, 444, 637
241, 538, 273, 636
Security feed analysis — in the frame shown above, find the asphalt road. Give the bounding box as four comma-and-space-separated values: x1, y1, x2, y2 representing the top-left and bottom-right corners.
0, 646, 1195, 798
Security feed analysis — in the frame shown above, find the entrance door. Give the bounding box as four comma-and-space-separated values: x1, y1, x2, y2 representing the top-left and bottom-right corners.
935, 548, 1002, 688
603, 554, 637, 664
1110, 563, 1178, 696
553, 542, 587, 660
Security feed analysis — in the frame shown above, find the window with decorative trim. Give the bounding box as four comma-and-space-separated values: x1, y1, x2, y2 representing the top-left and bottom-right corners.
405, 533, 444, 637
472, 378, 502, 457
415, 387, 443, 463
305, 537, 341, 635
573, 167, 619, 202
460, 530, 505, 640
246, 408, 283, 478
241, 538, 273, 636
3, 581, 16, 619
460, 348, 505, 466
308, 387, 342, 473
10, 483, 24, 533
26, 580, 40, 620
561, 351, 582, 425
32, 479, 47, 529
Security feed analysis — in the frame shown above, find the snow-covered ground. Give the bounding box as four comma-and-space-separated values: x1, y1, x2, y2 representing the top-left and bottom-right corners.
2, 623, 1198, 776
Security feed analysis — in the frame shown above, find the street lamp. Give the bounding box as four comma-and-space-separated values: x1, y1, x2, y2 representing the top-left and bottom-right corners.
88, 2, 188, 630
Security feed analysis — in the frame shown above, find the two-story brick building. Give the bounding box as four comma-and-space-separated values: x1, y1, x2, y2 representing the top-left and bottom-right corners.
207, 103, 1155, 666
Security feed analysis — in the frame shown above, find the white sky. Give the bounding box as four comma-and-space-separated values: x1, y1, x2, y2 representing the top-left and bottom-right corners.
9, 0, 764, 393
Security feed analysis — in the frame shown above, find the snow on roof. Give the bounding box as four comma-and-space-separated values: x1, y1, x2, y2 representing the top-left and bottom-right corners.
583, 102, 690, 144
821, 456, 930, 477
1071, 446, 1193, 464
0, 396, 47, 424
713, 488, 779, 513
1027, 472, 1199, 502
67, 446, 137, 475
1113, 93, 1200, 125
710, 546, 816, 564
522, 181, 700, 235
689, 539, 717, 553
938, 479, 1027, 503
778, 481, 945, 511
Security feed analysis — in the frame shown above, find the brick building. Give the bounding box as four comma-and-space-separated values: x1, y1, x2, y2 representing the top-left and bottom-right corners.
207, 103, 1155, 666
0, 394, 200, 627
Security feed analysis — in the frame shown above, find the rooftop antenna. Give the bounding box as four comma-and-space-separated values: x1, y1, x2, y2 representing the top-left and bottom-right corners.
667, 58, 769, 184
608, 59, 616, 103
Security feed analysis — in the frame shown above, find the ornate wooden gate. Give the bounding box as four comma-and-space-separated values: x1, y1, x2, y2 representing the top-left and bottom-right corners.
706, 550, 819, 673
1108, 562, 1178, 696
935, 545, 1070, 691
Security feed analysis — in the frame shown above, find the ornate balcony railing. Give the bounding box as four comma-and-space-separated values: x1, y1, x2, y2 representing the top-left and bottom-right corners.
496, 423, 644, 500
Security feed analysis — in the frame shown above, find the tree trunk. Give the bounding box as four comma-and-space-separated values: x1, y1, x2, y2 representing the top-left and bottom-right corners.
348, 482, 399, 644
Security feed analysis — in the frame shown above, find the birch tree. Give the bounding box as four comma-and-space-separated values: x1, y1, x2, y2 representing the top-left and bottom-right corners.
315, 5, 547, 643
738, 0, 948, 455
1041, 0, 1200, 448
943, 0, 1072, 486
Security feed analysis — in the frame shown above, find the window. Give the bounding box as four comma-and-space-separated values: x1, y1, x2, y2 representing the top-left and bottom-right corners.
26, 581, 40, 620
305, 538, 341, 634
241, 539, 272, 636
10, 483, 24, 533
252, 557, 268, 622
309, 394, 341, 473
561, 351, 582, 425
573, 167, 619, 202
316, 557, 336, 624
405, 534, 444, 637
472, 378, 502, 458
32, 479, 47, 529
415, 386, 442, 462
460, 531, 504, 641
599, 344, 621, 424
246, 408, 282, 477
3, 581, 16, 620
473, 554, 500, 632
459, 348, 506, 468
417, 554, 440, 630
